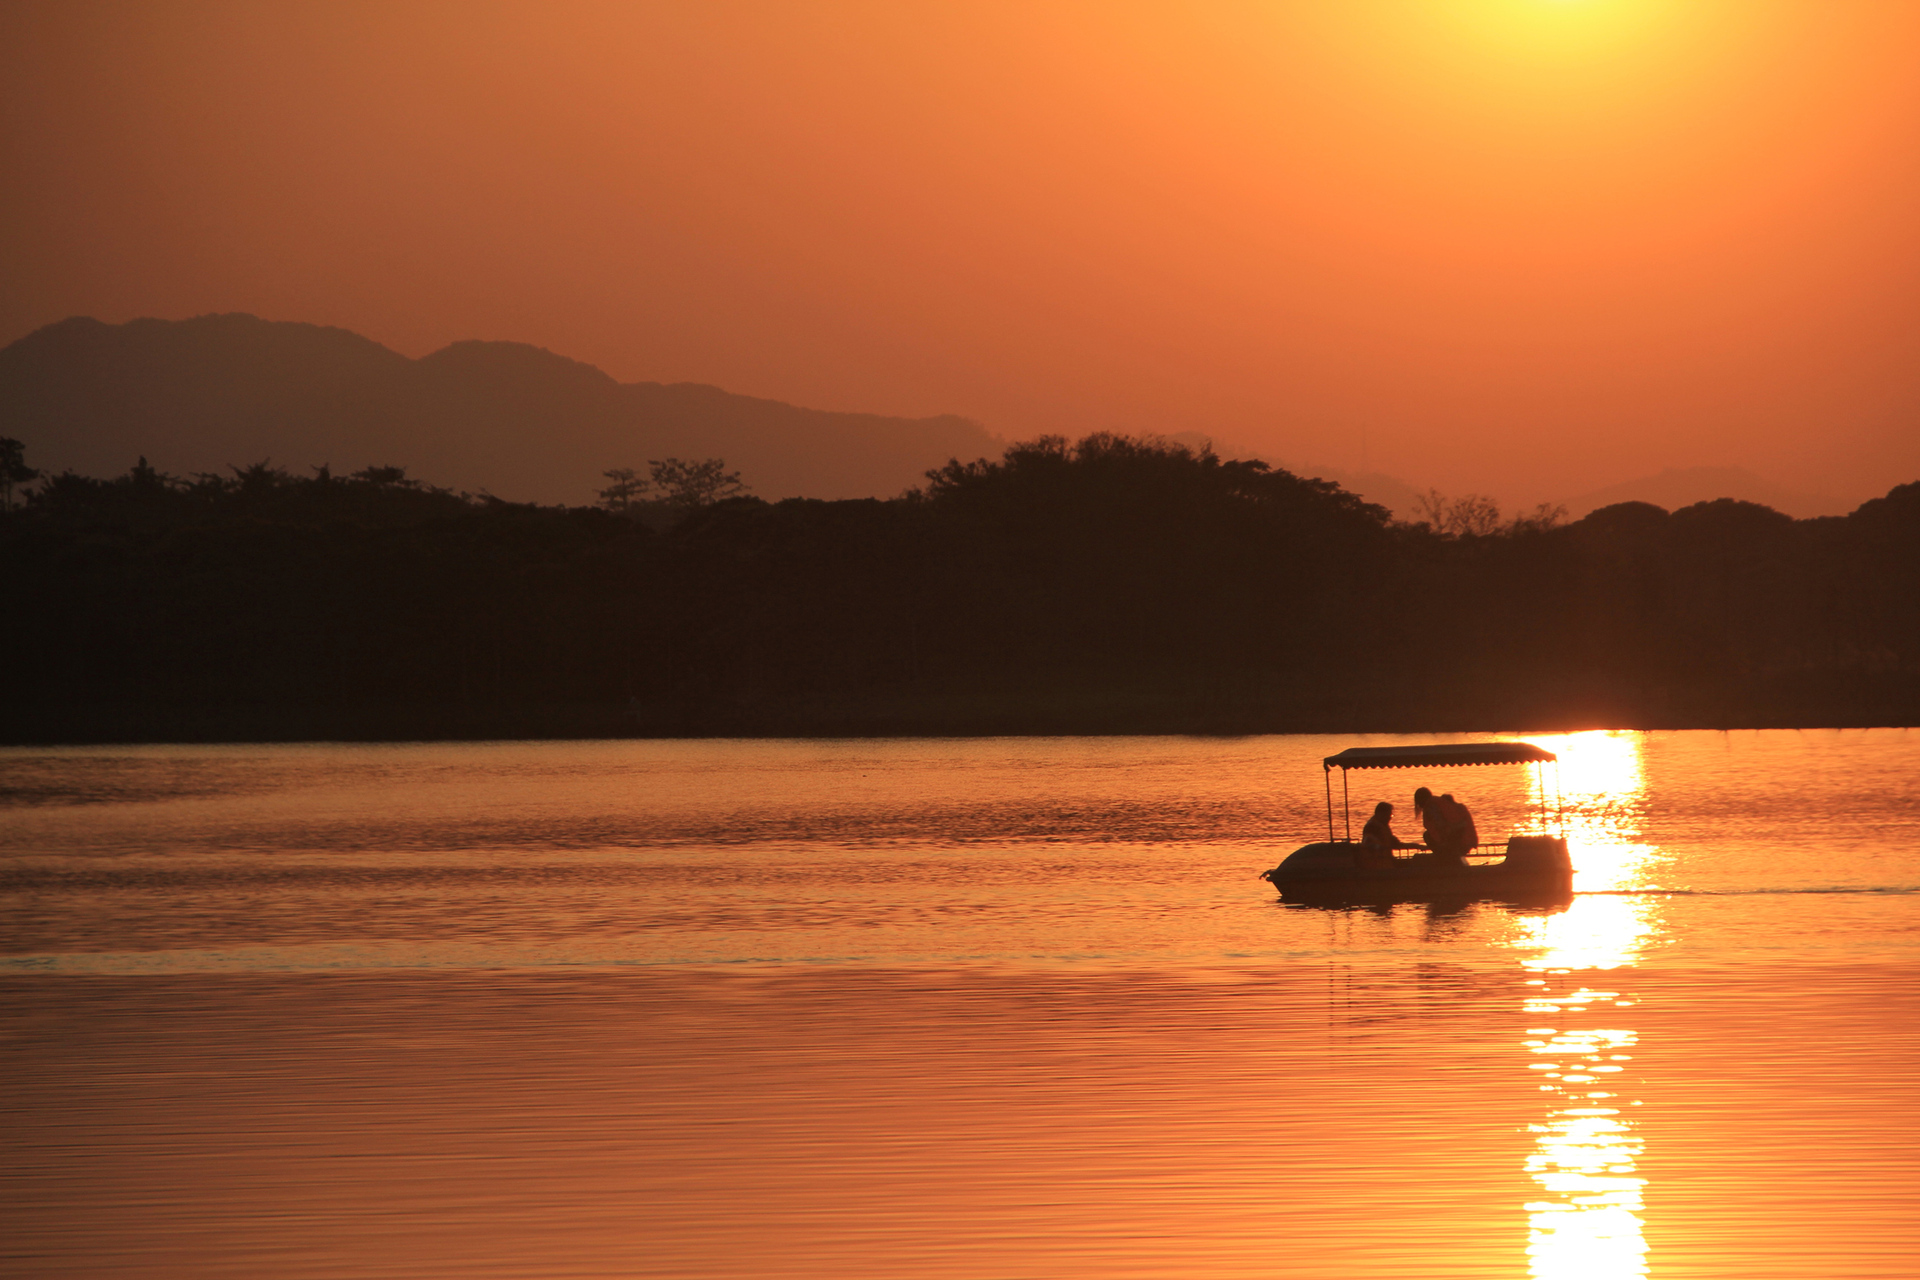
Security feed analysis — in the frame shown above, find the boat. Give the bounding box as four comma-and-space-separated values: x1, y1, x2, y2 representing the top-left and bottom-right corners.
1259, 741, 1575, 904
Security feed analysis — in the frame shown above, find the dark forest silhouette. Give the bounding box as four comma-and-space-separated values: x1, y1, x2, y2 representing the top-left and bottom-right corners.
3, 433, 1916, 742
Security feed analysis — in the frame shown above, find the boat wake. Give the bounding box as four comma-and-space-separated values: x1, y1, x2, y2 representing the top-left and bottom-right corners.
1578, 885, 1919, 898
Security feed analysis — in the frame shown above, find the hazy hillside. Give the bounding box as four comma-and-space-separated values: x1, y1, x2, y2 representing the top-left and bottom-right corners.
0, 314, 1001, 503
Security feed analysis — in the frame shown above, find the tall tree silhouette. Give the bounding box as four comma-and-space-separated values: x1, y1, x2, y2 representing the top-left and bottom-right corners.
0, 437, 38, 510
648, 458, 749, 512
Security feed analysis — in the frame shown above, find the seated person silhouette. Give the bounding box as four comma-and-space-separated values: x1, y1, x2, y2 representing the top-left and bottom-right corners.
1413, 787, 1476, 869
1441, 791, 1479, 853
1358, 801, 1417, 867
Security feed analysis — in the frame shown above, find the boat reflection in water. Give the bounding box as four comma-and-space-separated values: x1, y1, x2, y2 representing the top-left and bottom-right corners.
1510, 732, 1662, 1280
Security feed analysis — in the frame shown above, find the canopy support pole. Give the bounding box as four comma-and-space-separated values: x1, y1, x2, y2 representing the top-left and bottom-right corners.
1342, 768, 1351, 842
1324, 766, 1334, 843
1556, 760, 1565, 835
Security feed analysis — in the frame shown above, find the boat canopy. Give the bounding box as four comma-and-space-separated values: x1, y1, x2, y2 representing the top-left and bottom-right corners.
1322, 742, 1557, 771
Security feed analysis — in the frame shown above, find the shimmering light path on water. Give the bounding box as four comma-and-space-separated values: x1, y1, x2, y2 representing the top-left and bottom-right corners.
1513, 732, 1653, 1279
3, 731, 1917, 1278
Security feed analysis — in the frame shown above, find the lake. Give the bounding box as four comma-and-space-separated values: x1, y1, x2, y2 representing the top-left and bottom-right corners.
3, 730, 1916, 1279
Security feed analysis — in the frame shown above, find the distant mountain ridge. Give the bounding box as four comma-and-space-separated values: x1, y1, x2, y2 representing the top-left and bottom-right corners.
0, 314, 1001, 504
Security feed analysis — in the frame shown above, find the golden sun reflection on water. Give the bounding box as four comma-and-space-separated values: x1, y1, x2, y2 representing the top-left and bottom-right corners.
1512, 733, 1660, 1280
1524, 730, 1657, 896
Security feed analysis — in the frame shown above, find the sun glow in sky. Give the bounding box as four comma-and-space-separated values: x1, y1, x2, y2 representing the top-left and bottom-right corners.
4, 1, 1917, 503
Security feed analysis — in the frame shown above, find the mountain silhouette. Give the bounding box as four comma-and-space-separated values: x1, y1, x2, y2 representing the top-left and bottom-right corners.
0, 314, 1000, 503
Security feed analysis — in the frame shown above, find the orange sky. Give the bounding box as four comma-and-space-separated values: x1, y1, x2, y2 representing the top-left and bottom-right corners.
4, 1, 1918, 505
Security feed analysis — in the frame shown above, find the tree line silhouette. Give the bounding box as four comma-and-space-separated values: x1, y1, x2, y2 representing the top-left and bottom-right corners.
3, 433, 1914, 741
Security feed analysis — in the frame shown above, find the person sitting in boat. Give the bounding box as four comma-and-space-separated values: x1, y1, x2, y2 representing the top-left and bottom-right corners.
1441, 792, 1479, 852
1413, 787, 1476, 869
1358, 801, 1417, 867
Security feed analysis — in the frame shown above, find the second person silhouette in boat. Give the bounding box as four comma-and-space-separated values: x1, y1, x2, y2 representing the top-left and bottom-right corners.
1413, 787, 1478, 869
1359, 801, 1419, 867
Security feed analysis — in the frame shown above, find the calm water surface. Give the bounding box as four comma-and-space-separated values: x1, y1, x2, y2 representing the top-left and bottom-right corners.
3, 730, 1916, 1278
